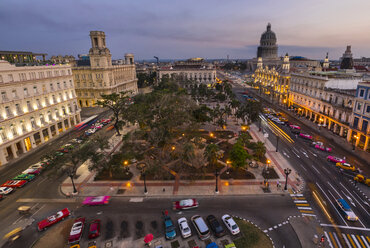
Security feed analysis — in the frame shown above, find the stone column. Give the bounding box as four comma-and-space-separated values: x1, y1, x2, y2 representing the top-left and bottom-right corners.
347, 129, 352, 142
328, 120, 332, 130
11, 143, 18, 158
339, 126, 344, 136
62, 120, 66, 131
40, 131, 45, 143
355, 135, 360, 147
47, 127, 53, 139
314, 114, 317, 122
67, 118, 71, 128
20, 140, 27, 153
30, 135, 36, 148
309, 111, 313, 119
0, 148, 7, 166
363, 136, 369, 151
55, 124, 60, 135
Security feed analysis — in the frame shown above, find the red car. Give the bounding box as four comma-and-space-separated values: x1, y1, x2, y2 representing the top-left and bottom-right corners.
68, 217, 86, 244
299, 133, 312, 140
22, 168, 42, 175
37, 208, 71, 231
289, 125, 301, 130
1, 180, 27, 188
327, 155, 346, 163
88, 219, 101, 239
173, 199, 199, 211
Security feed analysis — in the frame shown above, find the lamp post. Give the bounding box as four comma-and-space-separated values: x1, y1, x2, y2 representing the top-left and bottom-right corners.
215, 169, 219, 194
284, 168, 292, 191
226, 160, 231, 175
139, 163, 148, 194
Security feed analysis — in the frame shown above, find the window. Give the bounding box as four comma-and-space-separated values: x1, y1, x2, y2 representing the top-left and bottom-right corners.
30, 117, 37, 128
15, 104, 22, 114
353, 117, 359, 129
55, 109, 60, 118
62, 106, 66, 115
367, 105, 370, 113
5, 106, 11, 117
52, 95, 56, 103
8, 74, 14, 82
63, 81, 67, 88
69, 80, 73, 86
11, 125, 17, 136
357, 102, 362, 111
1, 91, 7, 100
362, 120, 368, 133
20, 121, 26, 132
42, 84, 46, 93
58, 93, 62, 102
24, 87, 28, 96
50, 83, 54, 90
0, 75, 3, 83
0, 129, 6, 141
27, 101, 32, 111
44, 97, 49, 106
359, 89, 364, 97
40, 114, 45, 124
33, 86, 38, 94
68, 104, 72, 113
36, 99, 41, 108
48, 111, 52, 122
57, 82, 61, 89
12, 90, 17, 98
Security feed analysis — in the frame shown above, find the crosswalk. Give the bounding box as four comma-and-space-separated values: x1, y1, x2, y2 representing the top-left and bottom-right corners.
290, 193, 316, 217
324, 231, 370, 248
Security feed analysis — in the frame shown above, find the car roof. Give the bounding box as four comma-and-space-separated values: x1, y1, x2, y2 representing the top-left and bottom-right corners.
337, 199, 351, 210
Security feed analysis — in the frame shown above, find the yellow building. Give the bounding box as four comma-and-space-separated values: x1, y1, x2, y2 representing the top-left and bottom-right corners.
73, 31, 138, 107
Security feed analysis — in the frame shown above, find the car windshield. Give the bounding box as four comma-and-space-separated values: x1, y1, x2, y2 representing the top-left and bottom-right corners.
183, 227, 190, 232
180, 199, 193, 206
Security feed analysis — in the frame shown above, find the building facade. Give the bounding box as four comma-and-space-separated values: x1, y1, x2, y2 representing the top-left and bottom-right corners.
158, 58, 216, 87
288, 71, 361, 142
73, 31, 138, 107
253, 54, 290, 105
350, 81, 370, 151
257, 23, 278, 59
0, 60, 81, 166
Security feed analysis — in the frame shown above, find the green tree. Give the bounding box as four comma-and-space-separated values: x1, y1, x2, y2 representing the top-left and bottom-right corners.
87, 135, 115, 177
229, 142, 248, 169
237, 132, 252, 147
252, 141, 266, 160
97, 91, 131, 136
204, 143, 220, 167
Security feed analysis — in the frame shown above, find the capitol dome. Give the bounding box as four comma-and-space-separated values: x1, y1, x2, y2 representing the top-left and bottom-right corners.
257, 23, 278, 59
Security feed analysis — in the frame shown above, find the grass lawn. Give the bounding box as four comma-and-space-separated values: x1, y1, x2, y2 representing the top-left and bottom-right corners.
234, 219, 273, 248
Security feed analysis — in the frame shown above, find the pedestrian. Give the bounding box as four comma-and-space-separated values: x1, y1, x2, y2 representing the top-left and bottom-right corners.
277, 180, 280, 190
163, 188, 166, 192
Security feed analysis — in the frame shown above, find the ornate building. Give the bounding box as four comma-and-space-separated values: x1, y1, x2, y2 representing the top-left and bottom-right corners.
0, 60, 80, 166
253, 53, 290, 105
340, 45, 354, 70
157, 58, 216, 88
257, 23, 278, 59
72, 31, 138, 107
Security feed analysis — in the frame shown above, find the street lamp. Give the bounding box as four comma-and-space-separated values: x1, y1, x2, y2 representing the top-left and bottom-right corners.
284, 168, 292, 191
215, 169, 220, 194
226, 160, 231, 174
139, 164, 148, 194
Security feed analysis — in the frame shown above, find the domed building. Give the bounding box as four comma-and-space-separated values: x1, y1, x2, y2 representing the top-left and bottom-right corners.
257, 23, 278, 59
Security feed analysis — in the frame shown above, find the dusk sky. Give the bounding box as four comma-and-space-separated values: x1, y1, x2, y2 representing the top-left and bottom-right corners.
1, 0, 369, 60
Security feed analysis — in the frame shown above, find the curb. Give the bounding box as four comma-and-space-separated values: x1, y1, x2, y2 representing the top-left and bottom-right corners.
233, 215, 275, 248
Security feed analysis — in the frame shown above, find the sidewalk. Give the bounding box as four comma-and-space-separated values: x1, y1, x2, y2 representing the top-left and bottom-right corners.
61, 120, 302, 198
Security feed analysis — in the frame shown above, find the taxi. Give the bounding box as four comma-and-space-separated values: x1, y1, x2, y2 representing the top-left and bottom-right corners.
336, 162, 356, 171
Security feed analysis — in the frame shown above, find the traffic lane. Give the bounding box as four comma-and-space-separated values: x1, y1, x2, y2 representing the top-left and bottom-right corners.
262, 119, 370, 228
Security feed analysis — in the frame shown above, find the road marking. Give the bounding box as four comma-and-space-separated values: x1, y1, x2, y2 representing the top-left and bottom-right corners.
347, 234, 356, 248
327, 182, 343, 198
320, 224, 370, 231
268, 227, 273, 231
301, 213, 316, 217
311, 165, 320, 174
341, 233, 351, 248
17, 198, 77, 203
290, 194, 303, 197
273, 225, 277, 229
129, 198, 144, 202
356, 235, 366, 248
352, 234, 362, 248
333, 232, 342, 248
296, 203, 310, 206
31, 204, 45, 217
37, 177, 48, 185
263, 230, 268, 233
297, 206, 312, 210
340, 182, 370, 218
278, 224, 282, 227
300, 210, 314, 213
292, 151, 300, 158
329, 232, 339, 248
294, 200, 308, 203
361, 236, 370, 248
325, 231, 334, 248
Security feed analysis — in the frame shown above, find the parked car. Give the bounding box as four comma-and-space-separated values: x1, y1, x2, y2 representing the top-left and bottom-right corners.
173, 199, 199, 211
299, 133, 312, 140
222, 215, 240, 235
83, 196, 111, 206
191, 215, 210, 240
327, 155, 345, 163
88, 219, 101, 239
57, 148, 69, 153
291, 129, 300, 135
55, 151, 65, 157
336, 199, 358, 221
38, 208, 71, 231
164, 216, 176, 240
68, 217, 86, 244
28, 163, 45, 171
0, 187, 13, 195
178, 217, 191, 238
22, 168, 41, 175
12, 174, 35, 181
206, 215, 225, 237
71, 138, 83, 144
101, 119, 111, 125
354, 174, 370, 186
336, 162, 356, 172
1, 180, 27, 188
206, 243, 219, 248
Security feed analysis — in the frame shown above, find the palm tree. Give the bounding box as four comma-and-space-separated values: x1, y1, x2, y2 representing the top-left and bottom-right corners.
253, 141, 266, 160
204, 143, 220, 167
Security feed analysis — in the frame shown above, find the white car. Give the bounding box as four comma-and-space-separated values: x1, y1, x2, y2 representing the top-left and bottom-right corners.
178, 217, 191, 238
222, 214, 240, 235
0, 187, 14, 195
29, 163, 44, 170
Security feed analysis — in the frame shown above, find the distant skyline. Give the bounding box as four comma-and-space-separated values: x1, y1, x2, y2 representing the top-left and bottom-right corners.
1, 0, 369, 60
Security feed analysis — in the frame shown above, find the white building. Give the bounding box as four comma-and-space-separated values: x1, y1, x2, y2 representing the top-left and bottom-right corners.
289, 71, 362, 140
0, 60, 81, 166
